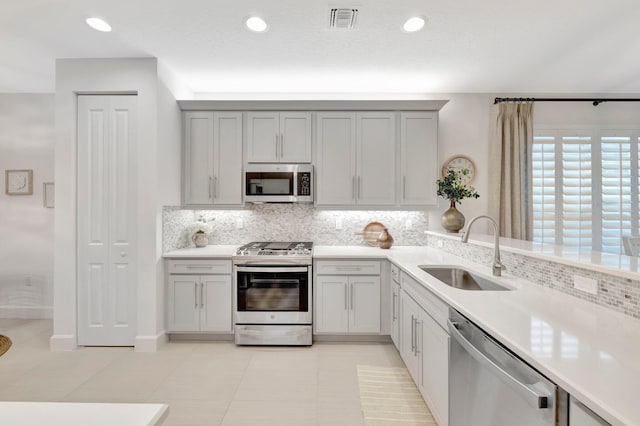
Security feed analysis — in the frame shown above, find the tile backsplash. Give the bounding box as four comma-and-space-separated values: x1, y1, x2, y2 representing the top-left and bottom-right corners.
426, 234, 640, 320
163, 204, 429, 252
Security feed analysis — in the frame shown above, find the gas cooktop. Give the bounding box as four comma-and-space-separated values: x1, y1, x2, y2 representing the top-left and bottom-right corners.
233, 241, 313, 265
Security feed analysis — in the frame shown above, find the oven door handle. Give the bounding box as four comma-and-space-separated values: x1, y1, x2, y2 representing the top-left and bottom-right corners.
236, 266, 309, 273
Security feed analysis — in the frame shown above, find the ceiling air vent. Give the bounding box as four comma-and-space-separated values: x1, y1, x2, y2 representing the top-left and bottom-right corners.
329, 8, 358, 29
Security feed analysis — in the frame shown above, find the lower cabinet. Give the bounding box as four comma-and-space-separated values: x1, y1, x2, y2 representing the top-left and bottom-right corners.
390, 279, 400, 349
166, 260, 232, 333
399, 273, 450, 426
314, 260, 381, 334
570, 396, 611, 426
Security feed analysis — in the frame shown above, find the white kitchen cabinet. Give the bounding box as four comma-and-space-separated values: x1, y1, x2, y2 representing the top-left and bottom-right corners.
390, 264, 401, 350
400, 272, 450, 426
570, 396, 610, 426
183, 112, 243, 205
316, 112, 395, 206
246, 112, 312, 163
166, 260, 232, 333
314, 260, 381, 334
399, 112, 438, 206
417, 306, 449, 426
400, 289, 421, 379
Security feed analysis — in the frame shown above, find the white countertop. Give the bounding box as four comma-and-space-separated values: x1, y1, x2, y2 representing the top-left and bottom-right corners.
163, 245, 238, 258
0, 402, 168, 426
163, 243, 640, 424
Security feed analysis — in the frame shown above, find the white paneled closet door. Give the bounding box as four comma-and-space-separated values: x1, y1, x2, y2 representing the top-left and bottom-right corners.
77, 95, 137, 346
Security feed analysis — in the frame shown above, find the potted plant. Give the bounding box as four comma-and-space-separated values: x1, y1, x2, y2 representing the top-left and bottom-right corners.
192, 215, 214, 248
436, 168, 479, 233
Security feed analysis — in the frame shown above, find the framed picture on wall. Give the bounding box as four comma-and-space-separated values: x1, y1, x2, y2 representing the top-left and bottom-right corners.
43, 182, 55, 208
5, 169, 33, 195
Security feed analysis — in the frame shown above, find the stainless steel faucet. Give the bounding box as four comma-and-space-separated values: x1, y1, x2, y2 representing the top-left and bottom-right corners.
460, 215, 506, 277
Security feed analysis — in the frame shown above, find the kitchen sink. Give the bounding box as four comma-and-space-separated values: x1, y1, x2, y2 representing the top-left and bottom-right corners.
418, 266, 511, 291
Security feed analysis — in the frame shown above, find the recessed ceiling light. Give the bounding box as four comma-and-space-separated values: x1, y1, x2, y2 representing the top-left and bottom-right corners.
86, 17, 112, 32
246, 16, 268, 32
403, 16, 425, 33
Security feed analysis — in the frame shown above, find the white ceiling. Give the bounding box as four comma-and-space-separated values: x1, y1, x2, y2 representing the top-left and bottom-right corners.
3, 0, 640, 94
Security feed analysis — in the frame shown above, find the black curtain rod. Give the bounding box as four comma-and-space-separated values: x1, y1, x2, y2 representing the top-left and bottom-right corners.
493, 97, 640, 106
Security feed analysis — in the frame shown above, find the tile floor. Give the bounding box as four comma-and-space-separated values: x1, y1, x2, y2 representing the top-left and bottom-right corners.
0, 319, 406, 425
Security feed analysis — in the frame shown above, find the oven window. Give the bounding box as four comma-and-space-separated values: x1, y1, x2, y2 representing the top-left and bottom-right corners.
246, 172, 293, 196
237, 270, 309, 312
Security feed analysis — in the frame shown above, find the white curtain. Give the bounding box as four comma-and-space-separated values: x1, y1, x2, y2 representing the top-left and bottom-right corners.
488, 101, 534, 239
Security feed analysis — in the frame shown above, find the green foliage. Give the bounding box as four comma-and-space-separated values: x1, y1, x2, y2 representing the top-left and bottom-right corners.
436, 169, 480, 203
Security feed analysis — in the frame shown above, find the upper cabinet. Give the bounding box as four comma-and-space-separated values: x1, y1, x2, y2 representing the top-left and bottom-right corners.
246, 112, 312, 163
400, 112, 438, 206
316, 112, 396, 206
183, 112, 243, 206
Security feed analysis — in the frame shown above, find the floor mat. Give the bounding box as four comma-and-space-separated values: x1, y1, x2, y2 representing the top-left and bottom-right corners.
357, 365, 437, 426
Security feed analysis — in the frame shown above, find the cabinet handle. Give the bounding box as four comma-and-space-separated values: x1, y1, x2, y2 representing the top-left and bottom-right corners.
335, 266, 362, 271
213, 176, 217, 199
352, 176, 356, 200
200, 283, 204, 308
414, 318, 420, 355
194, 283, 198, 308
344, 284, 348, 310
280, 133, 284, 159
392, 293, 397, 321
403, 176, 406, 199
350, 284, 354, 310
209, 176, 213, 199
357, 176, 361, 199
411, 315, 416, 353
185, 265, 213, 270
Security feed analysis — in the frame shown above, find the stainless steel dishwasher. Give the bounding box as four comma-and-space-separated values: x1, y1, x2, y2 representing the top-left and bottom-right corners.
448, 309, 568, 426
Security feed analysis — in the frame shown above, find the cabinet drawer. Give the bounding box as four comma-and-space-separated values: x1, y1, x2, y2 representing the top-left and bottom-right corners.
315, 260, 381, 276
168, 259, 232, 275
390, 263, 400, 283
400, 271, 449, 330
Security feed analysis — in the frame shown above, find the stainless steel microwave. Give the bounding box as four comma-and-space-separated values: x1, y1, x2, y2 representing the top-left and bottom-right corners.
244, 164, 313, 203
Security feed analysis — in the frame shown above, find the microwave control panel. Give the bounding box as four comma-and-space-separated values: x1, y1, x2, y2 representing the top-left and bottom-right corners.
298, 172, 311, 196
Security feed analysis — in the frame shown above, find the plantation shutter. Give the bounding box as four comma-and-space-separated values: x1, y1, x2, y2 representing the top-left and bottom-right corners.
601, 136, 632, 254
532, 137, 557, 245
561, 136, 593, 250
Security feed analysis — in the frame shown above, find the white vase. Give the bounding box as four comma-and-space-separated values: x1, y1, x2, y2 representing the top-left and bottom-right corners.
192, 232, 208, 248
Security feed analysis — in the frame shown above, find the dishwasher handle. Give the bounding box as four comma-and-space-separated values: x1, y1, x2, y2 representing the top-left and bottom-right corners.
448, 319, 551, 409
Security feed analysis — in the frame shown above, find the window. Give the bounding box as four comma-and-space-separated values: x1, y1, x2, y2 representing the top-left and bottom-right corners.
532, 129, 640, 254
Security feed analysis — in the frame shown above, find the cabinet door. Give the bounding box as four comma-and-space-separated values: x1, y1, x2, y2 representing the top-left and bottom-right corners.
168, 276, 200, 332
390, 280, 400, 349
569, 396, 610, 426
184, 112, 214, 204
280, 112, 312, 163
400, 290, 420, 380
200, 275, 232, 332
315, 112, 357, 205
418, 309, 449, 426
349, 276, 381, 333
400, 112, 438, 205
247, 112, 278, 162
356, 112, 396, 205
315, 275, 349, 333
213, 112, 243, 205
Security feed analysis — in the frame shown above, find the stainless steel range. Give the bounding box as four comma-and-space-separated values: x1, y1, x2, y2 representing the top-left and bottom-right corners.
232, 242, 313, 346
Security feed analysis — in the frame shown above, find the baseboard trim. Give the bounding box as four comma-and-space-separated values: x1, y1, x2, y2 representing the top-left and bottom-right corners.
135, 332, 168, 352
0, 306, 53, 319
168, 333, 234, 342
50, 334, 77, 351
313, 334, 392, 343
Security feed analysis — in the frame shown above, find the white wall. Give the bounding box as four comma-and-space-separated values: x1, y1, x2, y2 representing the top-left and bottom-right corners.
155, 62, 193, 335
0, 94, 54, 318
53, 58, 163, 351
